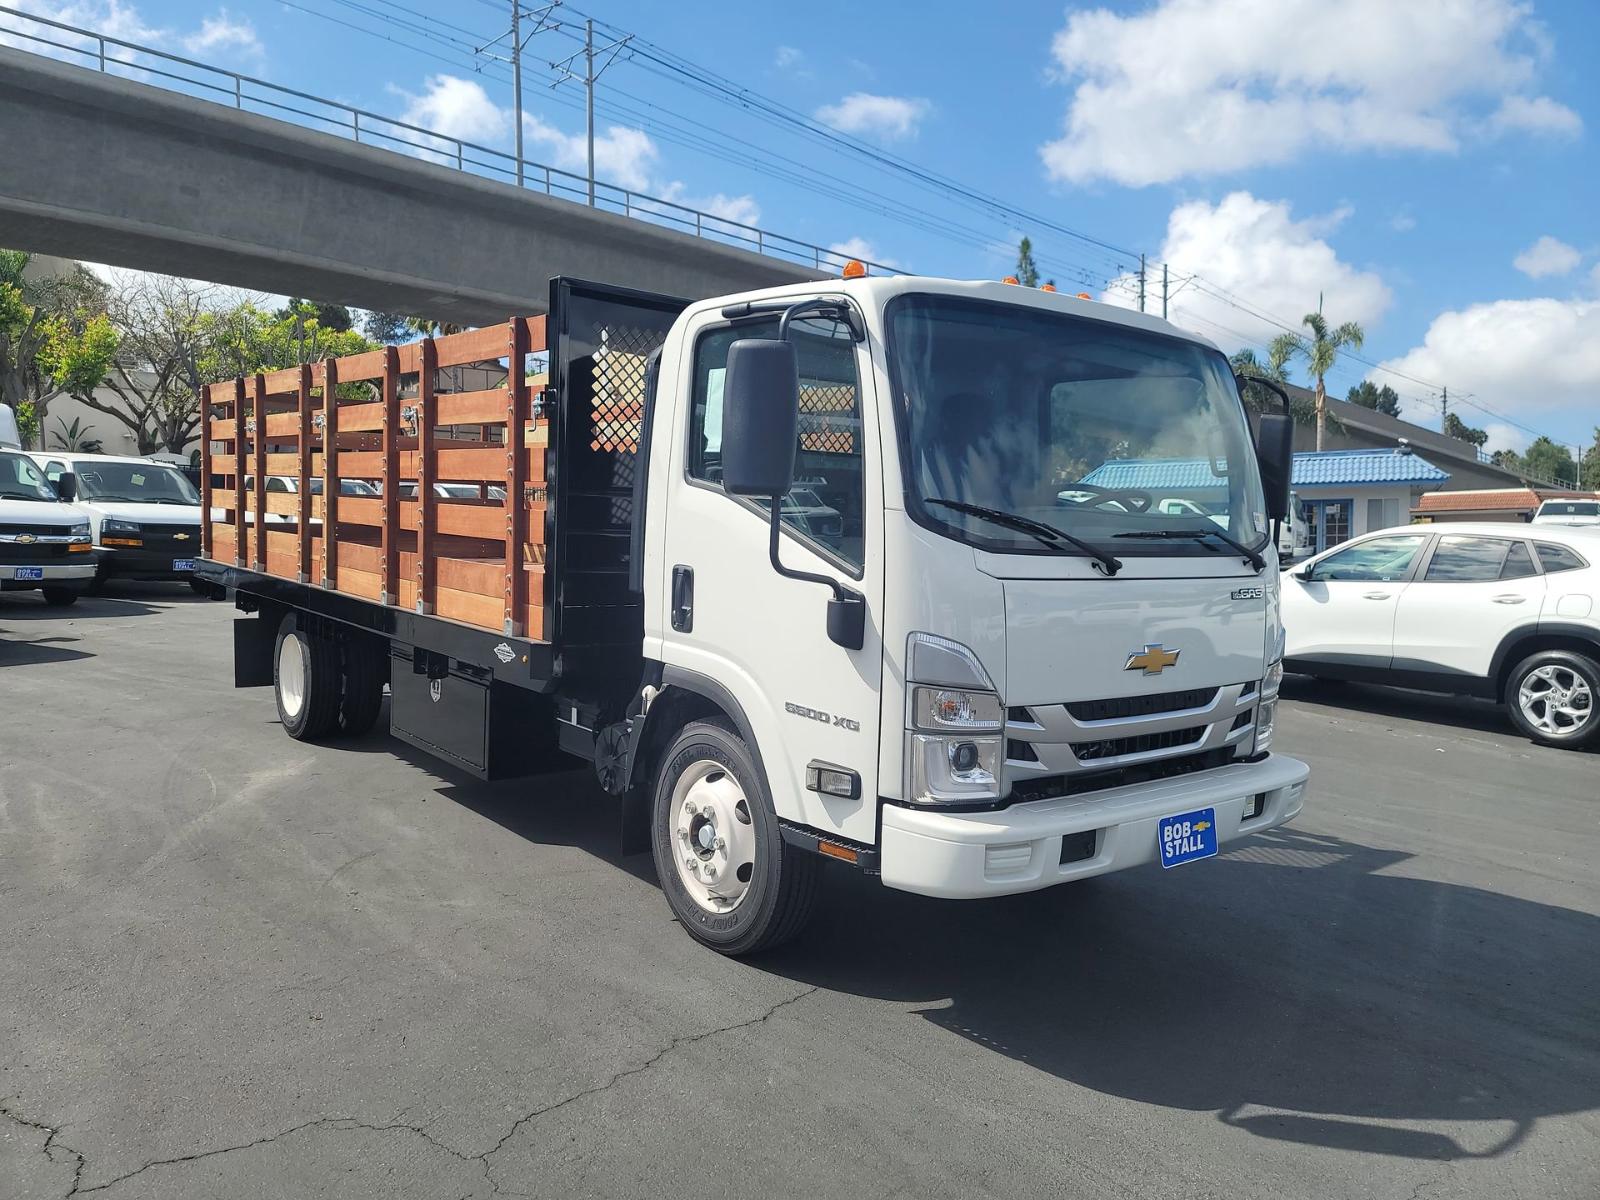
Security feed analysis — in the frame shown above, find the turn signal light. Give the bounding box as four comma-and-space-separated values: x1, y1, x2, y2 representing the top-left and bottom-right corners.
841, 259, 867, 279
68, 542, 93, 553
103, 537, 142, 547
817, 841, 859, 864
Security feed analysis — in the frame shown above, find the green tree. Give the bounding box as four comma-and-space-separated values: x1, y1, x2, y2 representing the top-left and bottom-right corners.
360, 310, 410, 343
1269, 310, 1365, 451
199, 299, 374, 380
1015, 237, 1040, 288
279, 297, 353, 334
1581, 428, 1600, 490
1346, 380, 1401, 417
0, 249, 118, 448
1442, 411, 1488, 448
1230, 346, 1325, 429
1521, 437, 1576, 487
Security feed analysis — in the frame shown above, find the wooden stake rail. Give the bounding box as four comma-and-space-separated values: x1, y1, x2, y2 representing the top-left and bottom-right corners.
202, 318, 548, 640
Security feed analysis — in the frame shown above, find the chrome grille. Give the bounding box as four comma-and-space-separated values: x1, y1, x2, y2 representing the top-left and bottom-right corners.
1007, 681, 1257, 779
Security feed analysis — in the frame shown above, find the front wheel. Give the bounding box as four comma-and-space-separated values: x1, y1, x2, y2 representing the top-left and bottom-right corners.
651, 720, 817, 956
1505, 650, 1600, 749
40, 587, 80, 607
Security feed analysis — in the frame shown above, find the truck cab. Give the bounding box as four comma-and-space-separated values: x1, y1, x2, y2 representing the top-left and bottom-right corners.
0, 448, 96, 605
633, 276, 1306, 931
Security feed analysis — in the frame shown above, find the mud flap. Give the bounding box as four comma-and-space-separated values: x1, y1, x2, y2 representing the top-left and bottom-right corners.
233, 615, 277, 687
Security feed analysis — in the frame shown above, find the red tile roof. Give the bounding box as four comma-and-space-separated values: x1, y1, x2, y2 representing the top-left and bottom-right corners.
1414, 489, 1596, 513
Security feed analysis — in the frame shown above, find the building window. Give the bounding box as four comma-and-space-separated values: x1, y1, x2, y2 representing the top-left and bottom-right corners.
1366, 496, 1401, 531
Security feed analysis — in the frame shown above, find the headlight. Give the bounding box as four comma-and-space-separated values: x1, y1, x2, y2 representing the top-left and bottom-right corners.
71, 522, 90, 537
101, 518, 140, 535
1262, 657, 1284, 700
906, 633, 1004, 804
1252, 645, 1285, 755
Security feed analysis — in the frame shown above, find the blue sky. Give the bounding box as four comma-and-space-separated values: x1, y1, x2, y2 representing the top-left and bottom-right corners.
9, 0, 1598, 454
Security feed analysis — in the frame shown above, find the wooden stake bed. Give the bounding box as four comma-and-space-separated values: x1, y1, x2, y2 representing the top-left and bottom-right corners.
201, 318, 548, 641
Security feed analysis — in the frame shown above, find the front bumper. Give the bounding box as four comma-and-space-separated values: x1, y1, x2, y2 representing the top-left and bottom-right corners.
99, 547, 197, 580
0, 561, 97, 585
880, 753, 1309, 898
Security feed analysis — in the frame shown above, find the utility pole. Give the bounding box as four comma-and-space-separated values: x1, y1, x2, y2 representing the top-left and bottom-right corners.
511, 2, 523, 186
585, 18, 595, 206
1161, 261, 1168, 320
1441, 386, 1448, 424
1137, 254, 1146, 313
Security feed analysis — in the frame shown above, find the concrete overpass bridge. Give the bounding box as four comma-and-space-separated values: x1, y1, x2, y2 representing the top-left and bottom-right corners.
0, 43, 838, 325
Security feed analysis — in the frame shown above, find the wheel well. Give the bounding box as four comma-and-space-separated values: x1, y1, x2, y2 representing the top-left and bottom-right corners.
630, 686, 727, 790
1495, 632, 1600, 696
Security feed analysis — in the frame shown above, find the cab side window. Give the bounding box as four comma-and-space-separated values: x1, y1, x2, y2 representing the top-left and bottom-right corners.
1424, 536, 1519, 582
687, 316, 865, 573
43, 459, 66, 483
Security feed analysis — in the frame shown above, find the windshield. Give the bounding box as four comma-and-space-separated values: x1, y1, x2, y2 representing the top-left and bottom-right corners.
1540, 501, 1599, 517
0, 451, 58, 501
75, 460, 200, 505
888, 295, 1268, 556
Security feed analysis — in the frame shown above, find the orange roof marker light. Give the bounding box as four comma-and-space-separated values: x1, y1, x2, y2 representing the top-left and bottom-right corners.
1076, 292, 1093, 300
1001, 275, 1020, 285
1040, 283, 1057, 292
841, 259, 868, 279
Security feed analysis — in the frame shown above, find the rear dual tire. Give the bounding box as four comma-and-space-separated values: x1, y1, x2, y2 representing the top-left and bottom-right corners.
273, 614, 388, 741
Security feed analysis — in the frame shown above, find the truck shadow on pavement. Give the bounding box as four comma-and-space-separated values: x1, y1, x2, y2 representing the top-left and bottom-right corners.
758, 826, 1600, 1164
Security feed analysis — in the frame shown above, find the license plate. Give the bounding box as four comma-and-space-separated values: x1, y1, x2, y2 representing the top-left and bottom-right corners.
1158, 807, 1218, 869
173, 559, 195, 572
14, 567, 44, 581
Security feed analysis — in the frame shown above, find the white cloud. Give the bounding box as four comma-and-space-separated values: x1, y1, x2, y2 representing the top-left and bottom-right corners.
524, 114, 658, 192
1390, 213, 1417, 233
1512, 235, 1581, 278
1485, 94, 1583, 138
1041, 0, 1582, 187
1, 1, 164, 64
828, 237, 898, 270
775, 45, 804, 69
396, 75, 509, 144
655, 182, 760, 227
182, 10, 261, 60
815, 93, 930, 141
1378, 297, 1600, 444
1101, 192, 1391, 352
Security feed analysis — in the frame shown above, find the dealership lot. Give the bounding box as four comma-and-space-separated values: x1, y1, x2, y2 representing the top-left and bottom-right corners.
2, 590, 1596, 1200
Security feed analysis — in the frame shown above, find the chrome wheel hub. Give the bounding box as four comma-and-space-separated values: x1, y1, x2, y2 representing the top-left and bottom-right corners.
1517, 664, 1594, 736
669, 759, 756, 914
277, 633, 306, 719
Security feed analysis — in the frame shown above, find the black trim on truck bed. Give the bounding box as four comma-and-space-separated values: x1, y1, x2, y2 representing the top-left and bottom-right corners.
197, 560, 556, 690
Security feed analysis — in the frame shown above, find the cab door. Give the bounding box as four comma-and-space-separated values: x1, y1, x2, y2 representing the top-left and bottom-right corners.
657, 306, 883, 845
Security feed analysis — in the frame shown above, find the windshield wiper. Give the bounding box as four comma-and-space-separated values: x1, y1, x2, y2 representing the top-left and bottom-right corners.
0, 490, 49, 500
1114, 527, 1265, 572
925, 498, 1122, 576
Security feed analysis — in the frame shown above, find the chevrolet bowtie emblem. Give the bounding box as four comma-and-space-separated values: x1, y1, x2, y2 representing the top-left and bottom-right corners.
173, 532, 191, 540
15, 533, 37, 544
1125, 644, 1181, 675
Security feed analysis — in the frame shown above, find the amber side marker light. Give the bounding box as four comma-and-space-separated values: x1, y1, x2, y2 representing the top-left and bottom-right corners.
1001, 275, 1020, 285
1040, 283, 1057, 292
817, 841, 859, 864
841, 259, 868, 279
1076, 292, 1093, 300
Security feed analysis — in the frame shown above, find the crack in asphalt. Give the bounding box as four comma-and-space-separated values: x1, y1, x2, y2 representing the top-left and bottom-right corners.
2, 985, 820, 1198
477, 985, 820, 1190
2, 1099, 86, 1196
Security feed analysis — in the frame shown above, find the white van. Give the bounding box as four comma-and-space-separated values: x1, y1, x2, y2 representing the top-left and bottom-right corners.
0, 448, 97, 605
0, 403, 21, 450
30, 452, 205, 591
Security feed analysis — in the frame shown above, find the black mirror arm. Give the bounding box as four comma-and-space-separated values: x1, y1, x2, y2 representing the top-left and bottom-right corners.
767, 501, 866, 650
778, 298, 863, 342
1235, 373, 1292, 416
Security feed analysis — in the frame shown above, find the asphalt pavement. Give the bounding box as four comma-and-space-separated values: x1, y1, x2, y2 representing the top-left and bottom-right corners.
2, 587, 1596, 1199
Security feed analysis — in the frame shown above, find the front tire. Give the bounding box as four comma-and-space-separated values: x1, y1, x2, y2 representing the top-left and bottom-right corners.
651, 720, 817, 956
273, 614, 341, 741
40, 587, 79, 607
1505, 649, 1600, 749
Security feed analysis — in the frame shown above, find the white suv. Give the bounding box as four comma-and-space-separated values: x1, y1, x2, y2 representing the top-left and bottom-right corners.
1282, 522, 1600, 749
1531, 498, 1600, 526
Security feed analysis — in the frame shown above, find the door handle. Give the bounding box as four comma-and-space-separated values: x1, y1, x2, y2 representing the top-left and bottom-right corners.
1491, 594, 1527, 604
1362, 591, 1390, 600
671, 565, 694, 632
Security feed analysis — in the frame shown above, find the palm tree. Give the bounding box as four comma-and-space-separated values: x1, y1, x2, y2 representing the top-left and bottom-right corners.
1270, 311, 1364, 451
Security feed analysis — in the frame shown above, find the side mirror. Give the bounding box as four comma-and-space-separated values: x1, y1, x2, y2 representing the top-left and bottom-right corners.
721, 338, 798, 498
56, 472, 78, 503
1255, 413, 1293, 522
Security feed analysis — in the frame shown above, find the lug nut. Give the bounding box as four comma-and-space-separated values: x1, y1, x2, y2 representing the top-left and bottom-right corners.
704, 863, 718, 878
684, 857, 697, 872
684, 801, 698, 816
714, 836, 726, 850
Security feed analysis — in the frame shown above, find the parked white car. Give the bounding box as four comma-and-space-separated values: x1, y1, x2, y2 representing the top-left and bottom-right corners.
1531, 498, 1600, 527
1282, 522, 1600, 748
30, 452, 205, 591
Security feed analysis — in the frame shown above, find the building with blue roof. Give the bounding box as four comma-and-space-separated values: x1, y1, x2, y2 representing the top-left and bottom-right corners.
1083, 447, 1450, 553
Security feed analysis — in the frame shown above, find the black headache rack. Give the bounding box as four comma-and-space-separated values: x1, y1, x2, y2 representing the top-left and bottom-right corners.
200, 277, 688, 779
